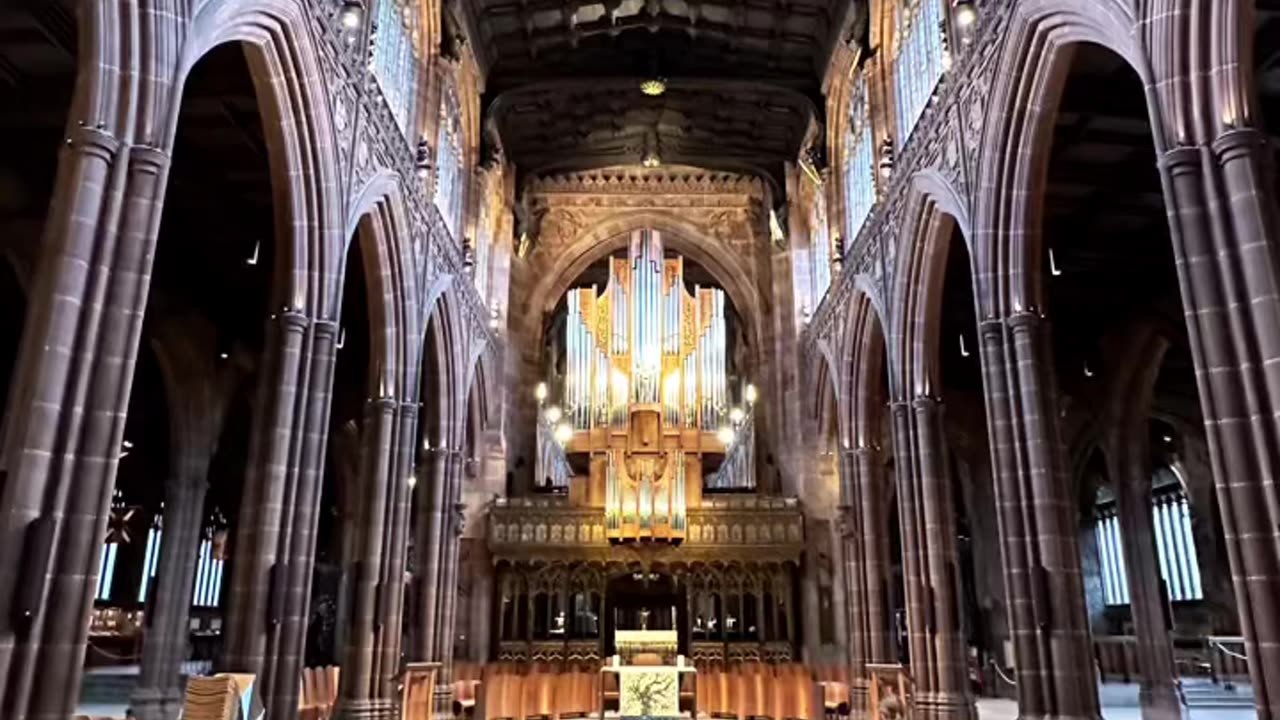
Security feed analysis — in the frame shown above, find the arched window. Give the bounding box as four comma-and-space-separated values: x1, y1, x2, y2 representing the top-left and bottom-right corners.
434, 86, 464, 239
1094, 472, 1204, 606
844, 73, 877, 248
893, 0, 945, 145
811, 194, 832, 301
372, 0, 421, 138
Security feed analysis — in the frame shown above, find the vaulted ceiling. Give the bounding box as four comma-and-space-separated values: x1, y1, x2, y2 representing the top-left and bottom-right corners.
457, 0, 867, 197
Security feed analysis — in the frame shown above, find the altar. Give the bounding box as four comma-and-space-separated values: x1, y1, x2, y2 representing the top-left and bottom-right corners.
602, 629, 696, 718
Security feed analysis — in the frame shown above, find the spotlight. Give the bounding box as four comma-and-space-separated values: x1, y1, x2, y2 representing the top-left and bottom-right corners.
641, 151, 661, 168
744, 384, 758, 404
545, 406, 562, 424
952, 0, 977, 28
339, 0, 365, 30
640, 78, 667, 97
717, 426, 736, 445
534, 382, 548, 402
407, 475, 418, 488
554, 423, 574, 444
729, 407, 745, 424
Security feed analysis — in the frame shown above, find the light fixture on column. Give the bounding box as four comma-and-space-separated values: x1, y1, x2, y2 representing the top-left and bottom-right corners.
641, 151, 661, 168
545, 405, 563, 424
415, 137, 432, 179
952, 0, 977, 28
534, 382, 548, 402
878, 138, 895, 181
744, 384, 758, 405
407, 475, 418, 488
717, 426, 736, 445
339, 0, 365, 30
729, 407, 745, 425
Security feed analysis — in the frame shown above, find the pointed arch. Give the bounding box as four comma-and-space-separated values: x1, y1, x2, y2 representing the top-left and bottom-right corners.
185, 0, 345, 320
890, 180, 969, 400
972, 1, 1151, 318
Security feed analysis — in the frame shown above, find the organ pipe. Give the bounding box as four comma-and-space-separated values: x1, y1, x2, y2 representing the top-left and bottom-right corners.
559, 230, 730, 432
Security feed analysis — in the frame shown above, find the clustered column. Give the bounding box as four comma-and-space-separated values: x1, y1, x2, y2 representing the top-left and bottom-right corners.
412, 441, 465, 711
0, 130, 172, 720
221, 315, 339, 720
977, 313, 1099, 720
839, 446, 891, 715
888, 398, 973, 720
1160, 129, 1280, 719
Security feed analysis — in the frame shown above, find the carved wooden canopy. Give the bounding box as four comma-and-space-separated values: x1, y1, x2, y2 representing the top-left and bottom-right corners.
459, 0, 869, 196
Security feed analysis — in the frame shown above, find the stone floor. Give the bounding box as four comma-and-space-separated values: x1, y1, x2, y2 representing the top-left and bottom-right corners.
977, 681, 1257, 720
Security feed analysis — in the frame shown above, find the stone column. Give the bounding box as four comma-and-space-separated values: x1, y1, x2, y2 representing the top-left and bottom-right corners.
1159, 131, 1280, 720
1110, 453, 1184, 720
889, 398, 974, 720
841, 445, 891, 716
131, 467, 210, 720
374, 403, 418, 702
434, 453, 466, 670
0, 132, 171, 720
412, 447, 449, 661
220, 317, 338, 720
977, 313, 1100, 720
335, 397, 397, 720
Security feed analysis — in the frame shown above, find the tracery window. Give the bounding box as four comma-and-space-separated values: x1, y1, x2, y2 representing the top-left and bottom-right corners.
434, 87, 464, 239
811, 196, 832, 302
1095, 482, 1204, 606
844, 73, 877, 249
371, 0, 421, 138
893, 0, 945, 145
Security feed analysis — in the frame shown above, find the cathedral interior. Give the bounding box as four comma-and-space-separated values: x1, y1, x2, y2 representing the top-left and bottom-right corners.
1, 1, 1280, 720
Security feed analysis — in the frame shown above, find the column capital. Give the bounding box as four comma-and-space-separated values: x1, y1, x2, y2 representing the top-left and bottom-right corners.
368, 395, 398, 413
127, 144, 171, 175
1006, 310, 1044, 334
1159, 145, 1206, 177
1211, 127, 1268, 164
67, 124, 121, 162
312, 319, 340, 340
278, 309, 310, 333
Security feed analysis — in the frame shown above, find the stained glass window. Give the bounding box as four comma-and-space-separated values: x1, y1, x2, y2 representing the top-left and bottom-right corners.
811, 195, 832, 302
844, 73, 877, 250
192, 527, 225, 608
1095, 485, 1203, 607
372, 0, 421, 138
136, 515, 162, 602
434, 87, 464, 239
893, 0, 945, 145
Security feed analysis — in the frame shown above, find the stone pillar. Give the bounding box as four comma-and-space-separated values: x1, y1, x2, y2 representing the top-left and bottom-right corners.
0, 131, 171, 720
840, 446, 891, 716
220, 316, 338, 720
131, 468, 210, 720
1111, 453, 1184, 720
888, 398, 974, 720
1159, 131, 1280, 720
335, 397, 398, 720
434, 454, 466, 673
977, 313, 1100, 720
412, 448, 449, 661
375, 403, 418, 701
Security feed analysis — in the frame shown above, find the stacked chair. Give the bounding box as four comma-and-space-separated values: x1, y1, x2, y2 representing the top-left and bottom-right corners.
184, 673, 259, 720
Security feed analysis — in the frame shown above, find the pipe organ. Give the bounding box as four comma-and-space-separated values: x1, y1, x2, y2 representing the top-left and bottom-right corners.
563, 230, 730, 434
553, 229, 746, 542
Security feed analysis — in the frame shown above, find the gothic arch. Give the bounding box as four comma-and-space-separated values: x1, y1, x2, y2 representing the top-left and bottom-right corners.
972, 1, 1151, 318
184, 0, 345, 320
890, 183, 969, 400
421, 287, 470, 450
529, 212, 767, 355
344, 187, 423, 402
